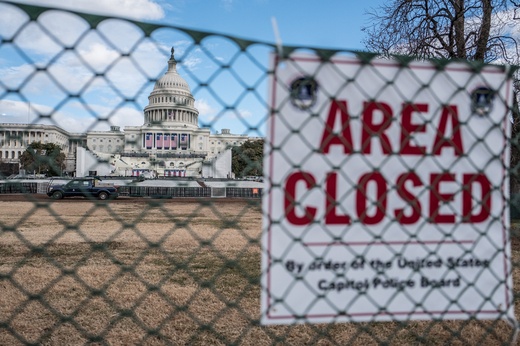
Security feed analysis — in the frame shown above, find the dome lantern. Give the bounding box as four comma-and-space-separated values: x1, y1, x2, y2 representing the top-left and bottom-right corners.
153, 46, 191, 92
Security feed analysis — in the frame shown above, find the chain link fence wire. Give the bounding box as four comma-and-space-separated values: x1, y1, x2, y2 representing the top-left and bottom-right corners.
0, 1, 520, 345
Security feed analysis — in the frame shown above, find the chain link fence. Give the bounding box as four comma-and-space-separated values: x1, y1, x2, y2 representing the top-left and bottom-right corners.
1, 1, 520, 345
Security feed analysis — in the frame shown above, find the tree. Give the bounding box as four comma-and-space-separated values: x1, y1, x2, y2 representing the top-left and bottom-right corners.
232, 139, 264, 177
363, 0, 519, 63
19, 142, 66, 176
0, 162, 19, 178
363, 0, 520, 190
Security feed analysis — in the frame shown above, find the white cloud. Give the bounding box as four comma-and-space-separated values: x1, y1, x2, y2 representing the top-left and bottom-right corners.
0, 99, 55, 125
12, 0, 166, 20
237, 109, 252, 118
0, 1, 248, 133
164, 43, 204, 72
1, 7, 141, 60
0, 64, 35, 90
451, 8, 520, 64
0, 99, 144, 133
0, 38, 159, 126
221, 0, 234, 12
78, 43, 121, 72
0, 100, 29, 120
498, 10, 520, 64
195, 98, 217, 120
182, 56, 203, 70
133, 41, 170, 77
108, 108, 144, 128
196, 98, 254, 125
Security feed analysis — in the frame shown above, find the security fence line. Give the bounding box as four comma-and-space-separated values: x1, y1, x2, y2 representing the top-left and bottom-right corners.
0, 182, 38, 194
1, 1, 520, 345
0, 182, 263, 198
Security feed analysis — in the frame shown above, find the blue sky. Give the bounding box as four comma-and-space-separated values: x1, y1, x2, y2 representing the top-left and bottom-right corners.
158, 0, 381, 50
0, 0, 384, 135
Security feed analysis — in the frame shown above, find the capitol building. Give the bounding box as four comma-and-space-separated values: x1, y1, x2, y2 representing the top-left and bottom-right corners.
0, 48, 258, 178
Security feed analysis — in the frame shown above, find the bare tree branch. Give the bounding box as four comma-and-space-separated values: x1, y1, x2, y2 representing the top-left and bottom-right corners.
363, 0, 517, 63
363, 0, 520, 191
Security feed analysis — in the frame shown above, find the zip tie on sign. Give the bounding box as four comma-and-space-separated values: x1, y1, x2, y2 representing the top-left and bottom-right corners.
271, 17, 283, 59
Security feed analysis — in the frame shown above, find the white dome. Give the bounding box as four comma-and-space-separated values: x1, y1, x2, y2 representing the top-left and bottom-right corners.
143, 47, 198, 129
154, 61, 191, 92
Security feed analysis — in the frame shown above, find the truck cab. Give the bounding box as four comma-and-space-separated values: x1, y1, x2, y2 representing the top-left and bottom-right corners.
47, 177, 118, 200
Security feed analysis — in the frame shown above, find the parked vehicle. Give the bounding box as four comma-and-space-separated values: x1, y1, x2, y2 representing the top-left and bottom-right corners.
47, 177, 118, 200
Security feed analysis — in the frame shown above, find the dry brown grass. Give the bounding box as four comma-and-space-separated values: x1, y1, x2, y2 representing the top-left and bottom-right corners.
0, 196, 518, 345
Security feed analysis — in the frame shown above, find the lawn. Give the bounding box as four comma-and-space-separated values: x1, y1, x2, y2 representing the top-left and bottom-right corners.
0, 197, 517, 345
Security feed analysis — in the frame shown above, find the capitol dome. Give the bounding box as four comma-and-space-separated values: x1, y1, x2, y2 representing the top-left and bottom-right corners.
143, 47, 198, 128
153, 51, 191, 93
154, 72, 191, 92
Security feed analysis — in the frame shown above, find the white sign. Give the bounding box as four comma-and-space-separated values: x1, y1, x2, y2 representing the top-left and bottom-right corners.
262, 54, 514, 325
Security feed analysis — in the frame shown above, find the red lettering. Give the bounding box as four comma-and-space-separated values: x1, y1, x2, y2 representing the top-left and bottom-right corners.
282, 170, 491, 226
429, 173, 456, 223
395, 172, 422, 224
400, 103, 427, 155
319, 100, 353, 154
356, 172, 387, 225
433, 105, 464, 156
361, 102, 392, 154
462, 173, 491, 222
325, 172, 351, 224
284, 172, 317, 225
319, 100, 465, 156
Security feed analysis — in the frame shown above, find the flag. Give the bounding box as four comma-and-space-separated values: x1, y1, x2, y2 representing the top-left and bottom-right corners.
171, 134, 177, 149
145, 133, 152, 149
180, 133, 188, 148
156, 133, 163, 149
163, 133, 170, 149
